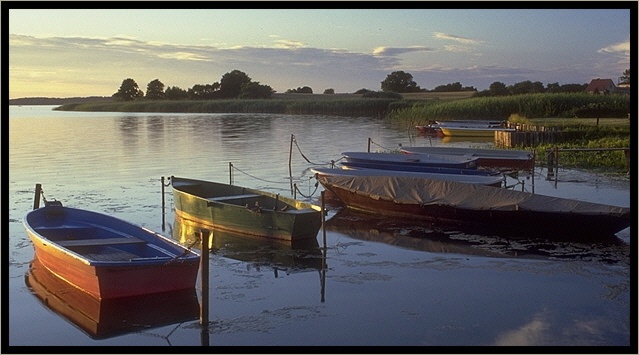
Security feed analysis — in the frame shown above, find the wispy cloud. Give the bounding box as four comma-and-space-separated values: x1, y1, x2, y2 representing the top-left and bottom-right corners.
433, 32, 482, 45
598, 39, 630, 57
372, 46, 435, 56
273, 39, 307, 49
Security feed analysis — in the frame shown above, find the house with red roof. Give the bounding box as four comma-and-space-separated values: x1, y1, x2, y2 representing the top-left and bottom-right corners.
585, 78, 616, 94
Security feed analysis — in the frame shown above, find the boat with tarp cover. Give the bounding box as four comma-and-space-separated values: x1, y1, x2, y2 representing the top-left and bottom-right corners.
317, 175, 630, 240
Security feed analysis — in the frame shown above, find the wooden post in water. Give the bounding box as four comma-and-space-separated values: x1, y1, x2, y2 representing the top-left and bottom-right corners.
367, 138, 371, 152
33, 183, 42, 210
320, 190, 327, 303
546, 148, 555, 180
229, 162, 233, 185
161, 177, 166, 231
553, 146, 559, 187
289, 134, 294, 195
321, 190, 327, 248
199, 229, 210, 327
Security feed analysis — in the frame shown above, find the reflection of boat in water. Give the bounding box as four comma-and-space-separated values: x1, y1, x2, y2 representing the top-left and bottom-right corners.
326, 209, 518, 258
25, 257, 199, 340
172, 216, 324, 274
325, 209, 627, 260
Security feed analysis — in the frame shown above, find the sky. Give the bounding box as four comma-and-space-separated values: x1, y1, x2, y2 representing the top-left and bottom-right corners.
6, 6, 633, 99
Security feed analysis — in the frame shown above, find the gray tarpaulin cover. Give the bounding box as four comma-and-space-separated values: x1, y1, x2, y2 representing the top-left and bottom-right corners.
320, 175, 630, 216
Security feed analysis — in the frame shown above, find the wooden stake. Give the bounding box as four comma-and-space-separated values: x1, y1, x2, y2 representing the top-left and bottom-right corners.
161, 177, 166, 230
199, 229, 210, 326
33, 183, 42, 210
289, 134, 294, 195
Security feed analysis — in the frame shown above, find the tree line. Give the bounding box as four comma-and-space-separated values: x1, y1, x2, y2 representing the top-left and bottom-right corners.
112, 68, 631, 101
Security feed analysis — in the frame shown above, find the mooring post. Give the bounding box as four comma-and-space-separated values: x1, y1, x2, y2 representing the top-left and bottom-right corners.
199, 229, 210, 327
293, 183, 297, 199
228, 162, 233, 185
367, 138, 371, 152
321, 190, 327, 248
289, 134, 294, 195
546, 148, 554, 180
320, 190, 327, 303
161, 177, 166, 230
33, 183, 42, 210
553, 146, 559, 186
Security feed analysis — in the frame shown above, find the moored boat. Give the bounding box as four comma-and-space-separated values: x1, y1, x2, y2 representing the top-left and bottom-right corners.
23, 201, 200, 299
341, 151, 479, 169
399, 146, 535, 170
311, 167, 505, 187
316, 175, 631, 240
439, 126, 517, 137
339, 160, 498, 176
435, 120, 505, 128
171, 176, 323, 242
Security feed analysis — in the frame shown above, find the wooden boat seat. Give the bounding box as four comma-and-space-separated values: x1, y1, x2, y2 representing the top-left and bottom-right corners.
285, 208, 317, 214
56, 237, 146, 247
206, 194, 261, 202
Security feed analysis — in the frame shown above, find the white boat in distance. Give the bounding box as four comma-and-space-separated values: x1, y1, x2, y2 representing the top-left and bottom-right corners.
435, 120, 505, 128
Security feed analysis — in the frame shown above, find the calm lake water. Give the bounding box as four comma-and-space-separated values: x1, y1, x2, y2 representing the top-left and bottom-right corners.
5, 105, 634, 349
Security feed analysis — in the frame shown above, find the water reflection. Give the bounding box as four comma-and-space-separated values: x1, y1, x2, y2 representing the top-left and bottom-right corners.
172, 216, 325, 275
326, 209, 629, 262
24, 258, 199, 340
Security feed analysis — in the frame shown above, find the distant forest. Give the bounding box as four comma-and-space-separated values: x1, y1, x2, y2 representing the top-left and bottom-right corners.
8, 96, 113, 105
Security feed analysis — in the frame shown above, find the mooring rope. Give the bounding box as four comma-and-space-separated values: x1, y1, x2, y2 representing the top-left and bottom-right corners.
368, 139, 399, 152
164, 234, 201, 265
294, 177, 320, 199
231, 165, 289, 185
293, 136, 335, 166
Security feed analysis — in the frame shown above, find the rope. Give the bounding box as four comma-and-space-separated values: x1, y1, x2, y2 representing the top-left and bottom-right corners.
294, 178, 320, 199
293, 136, 334, 166
369, 139, 398, 152
231, 165, 288, 185
164, 233, 201, 265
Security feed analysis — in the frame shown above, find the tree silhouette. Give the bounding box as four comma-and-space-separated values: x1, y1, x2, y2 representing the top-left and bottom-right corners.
381, 71, 420, 93
112, 78, 144, 101
145, 79, 165, 100
219, 70, 252, 99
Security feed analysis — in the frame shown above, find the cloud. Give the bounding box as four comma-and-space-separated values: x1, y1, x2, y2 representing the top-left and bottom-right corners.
8, 34, 398, 96
372, 46, 435, 56
273, 39, 307, 49
433, 32, 482, 45
598, 39, 630, 57
157, 51, 210, 61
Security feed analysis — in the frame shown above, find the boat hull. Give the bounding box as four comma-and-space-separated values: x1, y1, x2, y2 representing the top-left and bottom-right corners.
311, 167, 504, 187
342, 151, 478, 169
400, 146, 535, 170
340, 161, 496, 176
171, 176, 322, 242
439, 126, 516, 137
318, 175, 630, 240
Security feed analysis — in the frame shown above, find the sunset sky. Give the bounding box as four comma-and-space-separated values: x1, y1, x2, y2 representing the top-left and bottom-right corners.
6, 6, 633, 99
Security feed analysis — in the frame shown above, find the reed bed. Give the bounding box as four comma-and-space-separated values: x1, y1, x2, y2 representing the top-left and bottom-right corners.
55, 99, 399, 117
390, 93, 630, 125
